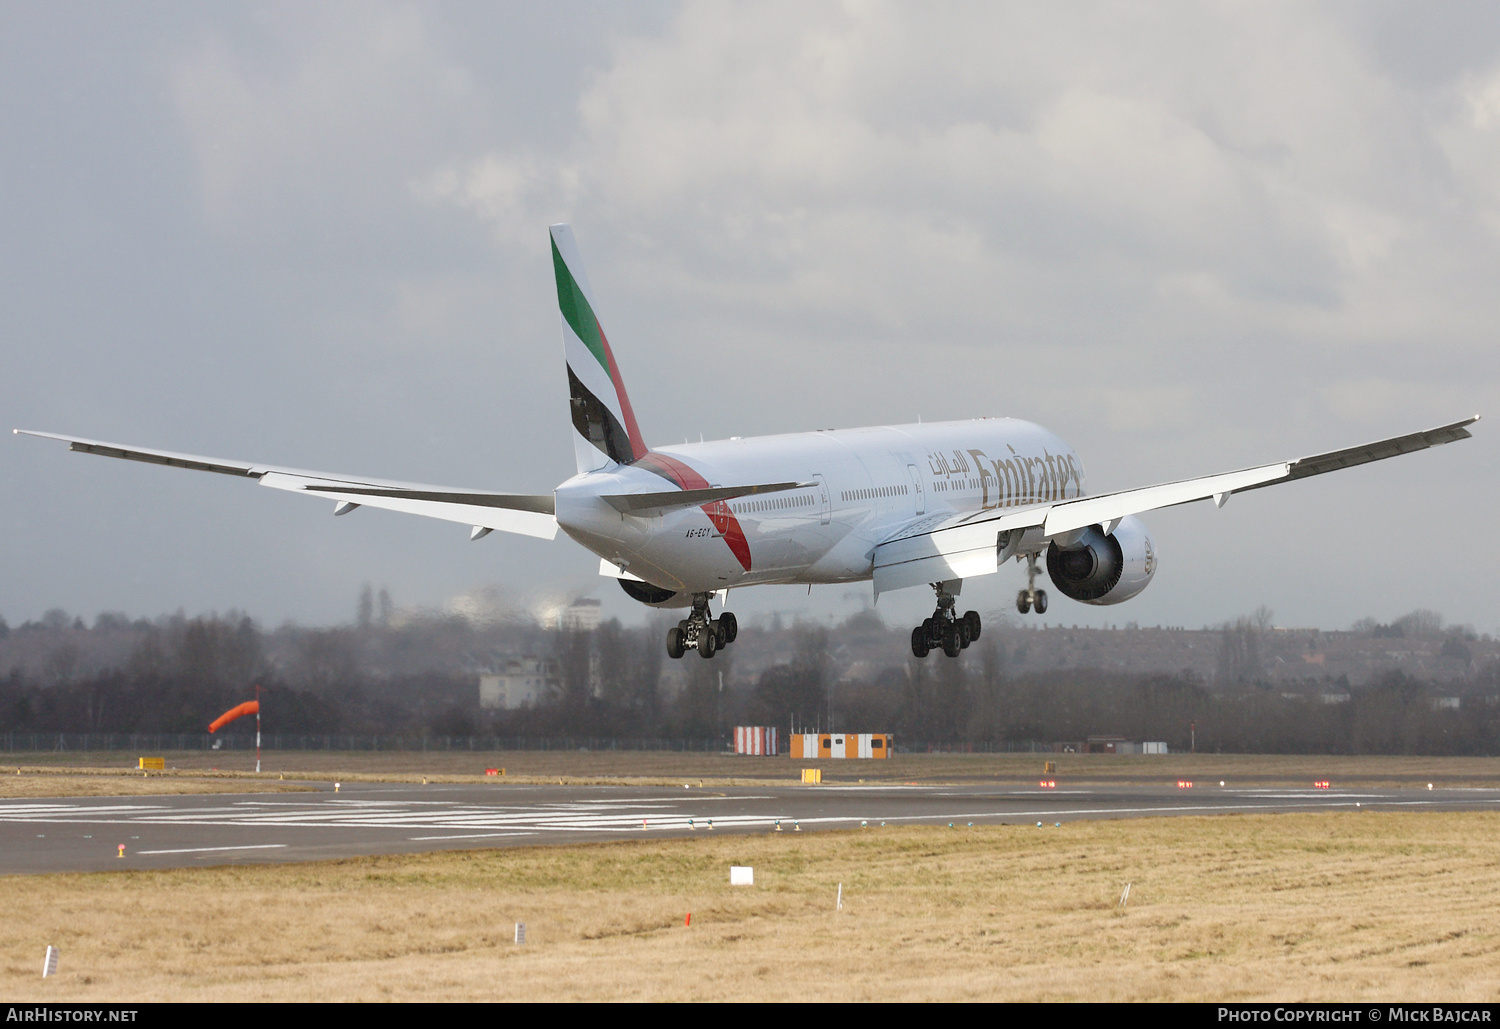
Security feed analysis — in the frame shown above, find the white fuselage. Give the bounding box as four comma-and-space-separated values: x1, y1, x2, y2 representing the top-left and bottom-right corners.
555, 418, 1083, 593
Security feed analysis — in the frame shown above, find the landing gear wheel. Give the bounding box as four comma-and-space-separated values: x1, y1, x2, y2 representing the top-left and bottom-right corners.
942, 621, 962, 658
666, 626, 685, 659
719, 611, 738, 645
714, 618, 728, 648
911, 626, 929, 658
1016, 590, 1032, 614
1033, 589, 1049, 614
964, 610, 981, 641
959, 619, 972, 648
698, 624, 718, 658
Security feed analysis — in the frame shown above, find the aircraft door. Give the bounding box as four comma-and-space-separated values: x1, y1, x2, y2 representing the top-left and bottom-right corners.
908, 464, 925, 515
812, 473, 831, 525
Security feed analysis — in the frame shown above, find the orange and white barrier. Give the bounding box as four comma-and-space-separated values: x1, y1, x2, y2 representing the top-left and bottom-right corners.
734, 726, 779, 756
789, 733, 892, 759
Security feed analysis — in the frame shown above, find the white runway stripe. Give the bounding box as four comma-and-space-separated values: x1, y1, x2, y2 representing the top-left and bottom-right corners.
406, 832, 538, 841
136, 844, 288, 855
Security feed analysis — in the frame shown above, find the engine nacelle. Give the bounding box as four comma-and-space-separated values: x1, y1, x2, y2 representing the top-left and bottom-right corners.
1045, 515, 1156, 606
617, 578, 694, 608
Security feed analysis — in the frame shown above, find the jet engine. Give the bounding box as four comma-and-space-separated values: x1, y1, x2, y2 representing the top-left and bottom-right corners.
1044, 515, 1156, 605
617, 578, 694, 608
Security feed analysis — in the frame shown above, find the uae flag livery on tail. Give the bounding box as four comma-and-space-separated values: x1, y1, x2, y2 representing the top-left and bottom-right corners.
551, 225, 754, 570
552, 224, 648, 472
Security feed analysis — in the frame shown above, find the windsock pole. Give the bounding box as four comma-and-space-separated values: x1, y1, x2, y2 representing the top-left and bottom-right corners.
255, 683, 261, 774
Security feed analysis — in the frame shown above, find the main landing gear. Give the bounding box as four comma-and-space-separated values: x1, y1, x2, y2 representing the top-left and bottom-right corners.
1016, 551, 1048, 615
911, 583, 981, 659
665, 593, 738, 660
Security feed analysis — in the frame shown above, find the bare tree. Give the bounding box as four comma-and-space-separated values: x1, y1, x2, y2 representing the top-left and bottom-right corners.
1395, 609, 1444, 636
357, 584, 373, 629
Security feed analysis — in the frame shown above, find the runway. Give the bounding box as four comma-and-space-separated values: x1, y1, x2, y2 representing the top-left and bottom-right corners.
2, 780, 1497, 874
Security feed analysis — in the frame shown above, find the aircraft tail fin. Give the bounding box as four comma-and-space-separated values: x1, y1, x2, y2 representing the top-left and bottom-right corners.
551, 224, 647, 474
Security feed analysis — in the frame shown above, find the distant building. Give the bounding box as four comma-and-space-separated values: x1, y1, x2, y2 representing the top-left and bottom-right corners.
479, 657, 552, 710
559, 598, 602, 632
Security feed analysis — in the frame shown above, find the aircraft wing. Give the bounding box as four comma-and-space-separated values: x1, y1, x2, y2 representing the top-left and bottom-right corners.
14, 430, 558, 540
872, 416, 1478, 594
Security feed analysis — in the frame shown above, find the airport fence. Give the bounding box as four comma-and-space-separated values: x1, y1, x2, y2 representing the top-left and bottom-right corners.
0, 732, 1055, 755
0, 733, 730, 754
920, 740, 1055, 754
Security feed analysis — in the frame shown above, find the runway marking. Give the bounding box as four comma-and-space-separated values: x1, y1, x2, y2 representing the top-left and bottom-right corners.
406, 832, 538, 841
135, 844, 289, 855
0, 804, 167, 814
1226, 791, 1389, 798
4, 794, 1496, 848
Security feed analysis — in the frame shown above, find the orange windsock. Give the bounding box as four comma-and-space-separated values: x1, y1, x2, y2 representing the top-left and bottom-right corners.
208, 700, 260, 733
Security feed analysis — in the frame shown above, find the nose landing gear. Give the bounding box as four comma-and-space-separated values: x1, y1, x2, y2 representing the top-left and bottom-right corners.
1016, 551, 1048, 615
910, 582, 981, 659
665, 593, 738, 659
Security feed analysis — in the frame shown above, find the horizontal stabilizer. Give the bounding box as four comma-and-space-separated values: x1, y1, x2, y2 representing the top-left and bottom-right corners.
601, 480, 813, 513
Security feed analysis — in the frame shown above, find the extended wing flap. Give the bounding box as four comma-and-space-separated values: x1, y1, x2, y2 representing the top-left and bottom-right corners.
259, 473, 558, 539
873, 507, 1045, 595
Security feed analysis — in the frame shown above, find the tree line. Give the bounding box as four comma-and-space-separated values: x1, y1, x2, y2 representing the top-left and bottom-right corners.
0, 604, 1496, 754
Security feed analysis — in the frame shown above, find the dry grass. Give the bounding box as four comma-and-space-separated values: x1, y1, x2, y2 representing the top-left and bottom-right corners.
6, 750, 1500, 791
3, 811, 1499, 1001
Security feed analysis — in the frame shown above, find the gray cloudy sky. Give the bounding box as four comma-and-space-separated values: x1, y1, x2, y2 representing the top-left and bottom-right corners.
3, 1, 1497, 634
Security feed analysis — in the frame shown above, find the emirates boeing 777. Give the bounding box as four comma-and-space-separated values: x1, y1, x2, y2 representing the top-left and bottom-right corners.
17, 225, 1478, 660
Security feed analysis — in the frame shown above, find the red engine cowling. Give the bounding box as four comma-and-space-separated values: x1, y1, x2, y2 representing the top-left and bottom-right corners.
1045, 515, 1156, 605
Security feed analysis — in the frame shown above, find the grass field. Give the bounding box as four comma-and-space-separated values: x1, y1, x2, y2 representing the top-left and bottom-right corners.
2, 750, 1499, 796
3, 810, 1498, 1001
